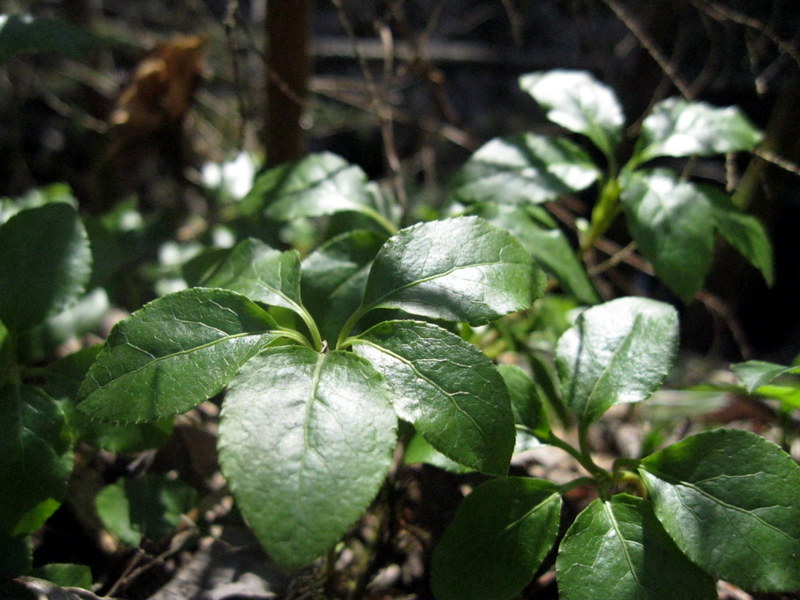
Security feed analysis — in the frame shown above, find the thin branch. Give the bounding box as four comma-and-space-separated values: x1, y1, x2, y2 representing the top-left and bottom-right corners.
330, 0, 407, 206
691, 0, 800, 70
600, 0, 693, 99
223, 0, 247, 150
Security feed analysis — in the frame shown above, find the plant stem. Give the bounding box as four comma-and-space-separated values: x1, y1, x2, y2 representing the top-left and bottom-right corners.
335, 305, 368, 350
580, 176, 622, 255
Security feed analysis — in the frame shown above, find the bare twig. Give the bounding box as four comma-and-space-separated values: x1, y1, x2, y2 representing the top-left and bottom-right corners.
223, 0, 247, 150
330, 0, 407, 207
600, 0, 693, 99
691, 0, 800, 70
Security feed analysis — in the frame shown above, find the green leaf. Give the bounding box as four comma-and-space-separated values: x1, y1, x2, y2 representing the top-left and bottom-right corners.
639, 429, 800, 591
731, 359, 794, 393
0, 15, 99, 64
352, 320, 515, 476
0, 385, 73, 536
470, 203, 600, 304
0, 203, 92, 332
404, 433, 474, 473
556, 495, 717, 600
432, 478, 561, 600
95, 474, 197, 547
556, 297, 678, 426
198, 238, 304, 314
498, 363, 550, 441
301, 230, 386, 342
706, 189, 774, 286
451, 133, 598, 206
0, 533, 32, 578
620, 169, 715, 301
519, 70, 624, 156
243, 152, 378, 222
360, 216, 545, 326
78, 288, 277, 423
46, 346, 174, 452
218, 346, 397, 571
31, 563, 92, 590
636, 97, 763, 164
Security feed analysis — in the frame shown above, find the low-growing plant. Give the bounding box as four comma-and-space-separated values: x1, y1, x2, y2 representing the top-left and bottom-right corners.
1, 66, 798, 600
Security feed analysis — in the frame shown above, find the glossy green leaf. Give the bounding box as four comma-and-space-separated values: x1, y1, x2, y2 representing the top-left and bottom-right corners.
621, 169, 714, 301
432, 478, 561, 600
556, 495, 717, 600
451, 133, 598, 206
243, 152, 374, 221
301, 230, 386, 342
519, 70, 624, 156
0, 385, 73, 537
0, 203, 92, 332
352, 320, 515, 475
361, 216, 545, 326
78, 288, 277, 423
732, 359, 795, 393
640, 429, 800, 591
199, 238, 304, 313
556, 297, 678, 426
0, 15, 98, 63
707, 189, 774, 286
95, 474, 197, 547
218, 346, 397, 571
498, 363, 550, 441
470, 203, 600, 304
46, 347, 174, 452
636, 97, 763, 164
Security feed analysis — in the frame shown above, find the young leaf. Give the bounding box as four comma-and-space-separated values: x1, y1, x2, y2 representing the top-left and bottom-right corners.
556, 495, 717, 600
432, 478, 562, 600
198, 238, 305, 314
0, 203, 92, 333
217, 346, 397, 571
639, 429, 800, 591
301, 230, 386, 342
242, 152, 378, 223
360, 216, 545, 326
556, 297, 678, 426
635, 97, 763, 165
78, 288, 277, 423
0, 385, 73, 537
470, 203, 600, 304
351, 320, 515, 476
95, 474, 197, 547
519, 70, 624, 157
620, 169, 714, 301
451, 133, 598, 206
706, 188, 774, 286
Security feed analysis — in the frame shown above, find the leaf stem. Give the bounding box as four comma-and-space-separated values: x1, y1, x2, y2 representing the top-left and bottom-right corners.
580, 175, 622, 255
294, 305, 324, 351
335, 305, 369, 350
359, 206, 398, 236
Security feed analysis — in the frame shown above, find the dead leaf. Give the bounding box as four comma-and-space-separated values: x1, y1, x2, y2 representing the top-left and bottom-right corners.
110, 34, 208, 136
